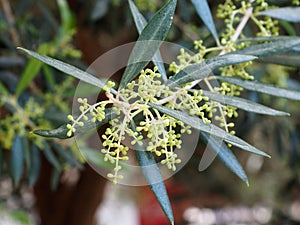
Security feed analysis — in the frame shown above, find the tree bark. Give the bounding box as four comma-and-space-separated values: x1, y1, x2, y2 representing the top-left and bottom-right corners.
34, 156, 106, 225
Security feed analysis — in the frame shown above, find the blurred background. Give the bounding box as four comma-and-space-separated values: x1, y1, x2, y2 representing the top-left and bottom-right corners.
0, 0, 300, 224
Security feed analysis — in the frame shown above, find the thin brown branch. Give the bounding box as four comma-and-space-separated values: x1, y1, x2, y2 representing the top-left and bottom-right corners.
1, 0, 20, 46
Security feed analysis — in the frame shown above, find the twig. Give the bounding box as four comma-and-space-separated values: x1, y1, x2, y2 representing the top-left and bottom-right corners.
1, 0, 20, 46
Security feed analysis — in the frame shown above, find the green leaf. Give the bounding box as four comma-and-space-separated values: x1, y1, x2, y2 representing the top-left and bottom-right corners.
0, 82, 9, 95
50, 168, 61, 191
258, 7, 300, 23
201, 90, 289, 116
33, 109, 116, 139
17, 47, 110, 92
10, 135, 24, 187
0, 146, 3, 176
128, 0, 167, 80
201, 132, 249, 185
80, 147, 114, 170
28, 145, 41, 187
234, 37, 300, 57
168, 54, 256, 87
148, 103, 270, 157
257, 54, 300, 67
72, 83, 102, 96
23, 138, 31, 170
119, 0, 177, 89
34, 124, 71, 139
51, 141, 82, 168
42, 65, 56, 90
16, 44, 48, 97
57, 0, 75, 33
217, 76, 300, 101
131, 121, 174, 225
190, 0, 219, 44
239, 36, 293, 43
42, 142, 61, 171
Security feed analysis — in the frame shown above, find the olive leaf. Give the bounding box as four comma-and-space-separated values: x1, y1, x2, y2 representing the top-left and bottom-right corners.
119, 0, 177, 89
217, 77, 300, 101
131, 121, 174, 225
191, 0, 219, 44
128, 0, 167, 80
201, 132, 249, 185
149, 103, 270, 157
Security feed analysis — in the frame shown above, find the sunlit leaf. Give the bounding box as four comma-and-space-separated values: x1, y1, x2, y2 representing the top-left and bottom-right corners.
119, 0, 177, 89
128, 0, 167, 80
217, 76, 300, 101
149, 103, 270, 157
0, 82, 9, 94
258, 7, 300, 23
190, 0, 219, 44
201, 90, 289, 116
57, 0, 75, 32
201, 133, 249, 185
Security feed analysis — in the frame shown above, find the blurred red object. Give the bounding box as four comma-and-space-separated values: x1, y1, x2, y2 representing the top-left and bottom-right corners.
139, 180, 191, 225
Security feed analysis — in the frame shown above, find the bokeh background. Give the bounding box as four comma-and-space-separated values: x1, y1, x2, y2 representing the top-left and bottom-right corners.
1, 0, 300, 224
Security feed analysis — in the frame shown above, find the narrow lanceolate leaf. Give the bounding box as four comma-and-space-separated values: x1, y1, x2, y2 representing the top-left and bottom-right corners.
16, 44, 47, 97
258, 54, 300, 67
28, 145, 41, 187
51, 141, 82, 168
34, 124, 71, 139
43, 142, 61, 171
217, 77, 300, 101
80, 147, 115, 170
258, 7, 300, 23
119, 0, 177, 89
0, 147, 3, 176
168, 54, 256, 87
17, 47, 109, 92
201, 133, 249, 185
34, 109, 116, 139
201, 90, 289, 116
128, 0, 167, 80
190, 0, 219, 44
51, 168, 61, 191
234, 37, 300, 57
10, 135, 24, 186
131, 121, 174, 225
239, 36, 292, 43
149, 103, 270, 157
0, 82, 8, 94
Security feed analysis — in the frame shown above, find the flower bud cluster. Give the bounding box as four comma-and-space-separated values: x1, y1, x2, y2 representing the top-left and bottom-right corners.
0, 96, 47, 149
66, 81, 115, 137
69, 67, 213, 183
101, 117, 131, 184
170, 0, 281, 137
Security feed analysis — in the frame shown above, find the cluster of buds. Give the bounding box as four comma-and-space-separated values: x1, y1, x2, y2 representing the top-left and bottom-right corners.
66, 67, 212, 183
